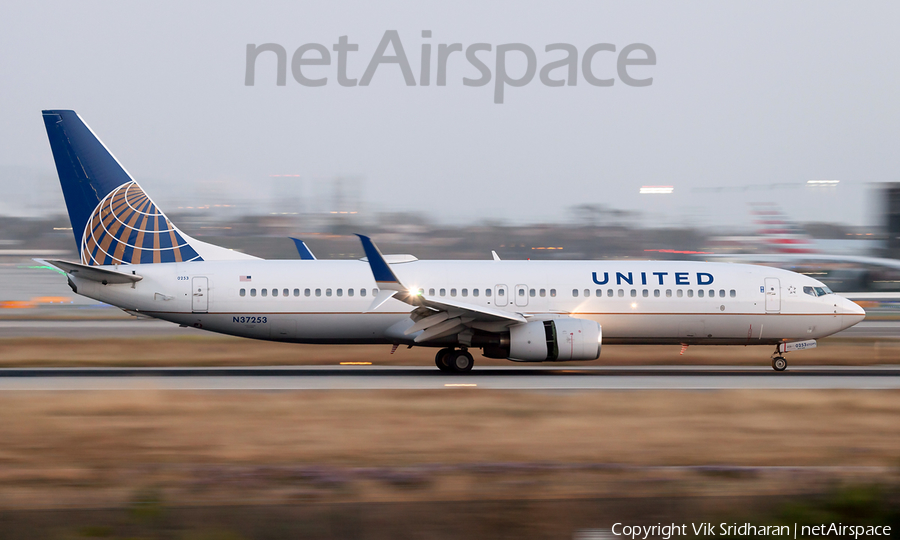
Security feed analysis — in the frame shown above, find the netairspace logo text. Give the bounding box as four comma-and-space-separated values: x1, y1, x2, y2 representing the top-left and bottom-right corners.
245, 30, 656, 104
611, 522, 892, 540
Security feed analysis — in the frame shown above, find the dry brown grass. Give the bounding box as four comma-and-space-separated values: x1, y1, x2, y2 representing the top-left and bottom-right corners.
0, 389, 898, 509
0, 336, 899, 367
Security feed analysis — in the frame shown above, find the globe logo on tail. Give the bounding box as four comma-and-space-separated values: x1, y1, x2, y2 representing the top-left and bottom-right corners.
81, 181, 201, 266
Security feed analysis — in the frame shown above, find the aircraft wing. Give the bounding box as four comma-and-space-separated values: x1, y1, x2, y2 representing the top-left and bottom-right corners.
356, 234, 526, 342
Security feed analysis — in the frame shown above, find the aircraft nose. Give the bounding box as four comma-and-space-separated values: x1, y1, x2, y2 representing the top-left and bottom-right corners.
838, 296, 866, 328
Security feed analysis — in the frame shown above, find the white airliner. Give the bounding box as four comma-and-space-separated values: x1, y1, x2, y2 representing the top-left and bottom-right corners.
39, 110, 866, 372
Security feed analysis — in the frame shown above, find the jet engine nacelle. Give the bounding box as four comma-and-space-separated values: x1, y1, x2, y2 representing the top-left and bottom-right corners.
508, 319, 601, 361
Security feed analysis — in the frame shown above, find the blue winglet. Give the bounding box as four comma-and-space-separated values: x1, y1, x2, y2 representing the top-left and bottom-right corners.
356, 234, 401, 285
290, 238, 317, 260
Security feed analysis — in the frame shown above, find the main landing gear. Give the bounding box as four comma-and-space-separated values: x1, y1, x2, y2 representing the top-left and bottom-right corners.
435, 347, 475, 373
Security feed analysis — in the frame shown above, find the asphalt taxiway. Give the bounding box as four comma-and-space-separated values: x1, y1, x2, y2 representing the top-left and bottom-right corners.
0, 365, 897, 390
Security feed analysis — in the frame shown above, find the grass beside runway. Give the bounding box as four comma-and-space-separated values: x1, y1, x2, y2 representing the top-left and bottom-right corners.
0, 389, 897, 511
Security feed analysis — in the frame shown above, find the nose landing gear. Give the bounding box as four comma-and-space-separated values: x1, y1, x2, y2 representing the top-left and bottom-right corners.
772, 356, 787, 371
771, 343, 788, 371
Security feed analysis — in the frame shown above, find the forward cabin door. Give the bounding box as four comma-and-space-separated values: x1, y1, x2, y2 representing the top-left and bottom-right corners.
764, 277, 780, 313
514, 284, 529, 307
494, 284, 509, 307
192, 276, 209, 313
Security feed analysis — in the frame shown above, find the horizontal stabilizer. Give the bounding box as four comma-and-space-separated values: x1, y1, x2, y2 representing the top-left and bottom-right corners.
42, 259, 142, 284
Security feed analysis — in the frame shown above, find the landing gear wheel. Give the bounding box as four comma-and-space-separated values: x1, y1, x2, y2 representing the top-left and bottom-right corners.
772, 356, 787, 372
435, 348, 453, 372
448, 350, 474, 373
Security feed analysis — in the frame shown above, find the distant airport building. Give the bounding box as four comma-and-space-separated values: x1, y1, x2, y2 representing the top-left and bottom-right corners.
884, 183, 900, 259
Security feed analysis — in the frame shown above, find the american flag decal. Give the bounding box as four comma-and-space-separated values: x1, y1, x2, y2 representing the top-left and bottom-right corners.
240, 275, 252, 282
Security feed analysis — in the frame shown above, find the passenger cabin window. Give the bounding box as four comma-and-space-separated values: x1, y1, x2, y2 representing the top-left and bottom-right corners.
642, 289, 648, 298
486, 289, 492, 297
618, 289, 624, 297
584, 289, 590, 297
498, 289, 505, 297
240, 288, 246, 297
315, 289, 322, 297
250, 288, 257, 297
429, 288, 435, 296
607, 289, 613, 297
550, 289, 557, 297
440, 288, 446, 296
261, 289, 268, 297
473, 289, 480, 297
283, 288, 289, 297
418, 288, 424, 296
530, 289, 536, 297
730, 289, 736, 297
294, 288, 300, 297
677, 289, 683, 298
540, 289, 546, 297
573, 289, 579, 297
666, 289, 672, 297
595, 289, 602, 297
360, 288, 367, 297
305, 288, 311, 297
687, 290, 693, 298
654, 289, 660, 297
348, 289, 354, 297
272, 289, 278, 297
709, 289, 715, 297
337, 289, 343, 297
719, 289, 725, 298
373, 288, 379, 296
631, 289, 637, 297
698, 290, 704, 298
451, 288, 457, 297
326, 289, 332, 297
462, 288, 469, 297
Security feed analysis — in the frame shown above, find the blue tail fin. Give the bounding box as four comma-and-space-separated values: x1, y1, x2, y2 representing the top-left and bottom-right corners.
42, 110, 203, 265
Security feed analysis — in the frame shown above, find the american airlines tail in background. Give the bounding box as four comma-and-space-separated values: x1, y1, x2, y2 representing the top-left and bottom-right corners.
39, 110, 866, 372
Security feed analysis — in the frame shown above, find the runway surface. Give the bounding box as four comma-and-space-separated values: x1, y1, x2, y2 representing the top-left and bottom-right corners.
0, 365, 898, 390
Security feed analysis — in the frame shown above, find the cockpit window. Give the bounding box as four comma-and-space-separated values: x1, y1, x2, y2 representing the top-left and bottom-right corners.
803, 285, 833, 297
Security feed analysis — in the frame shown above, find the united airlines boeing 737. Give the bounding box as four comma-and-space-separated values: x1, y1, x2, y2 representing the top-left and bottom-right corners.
39, 110, 865, 372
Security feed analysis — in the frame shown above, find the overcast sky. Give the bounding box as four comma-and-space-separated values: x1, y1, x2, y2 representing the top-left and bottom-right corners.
2, 1, 899, 228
